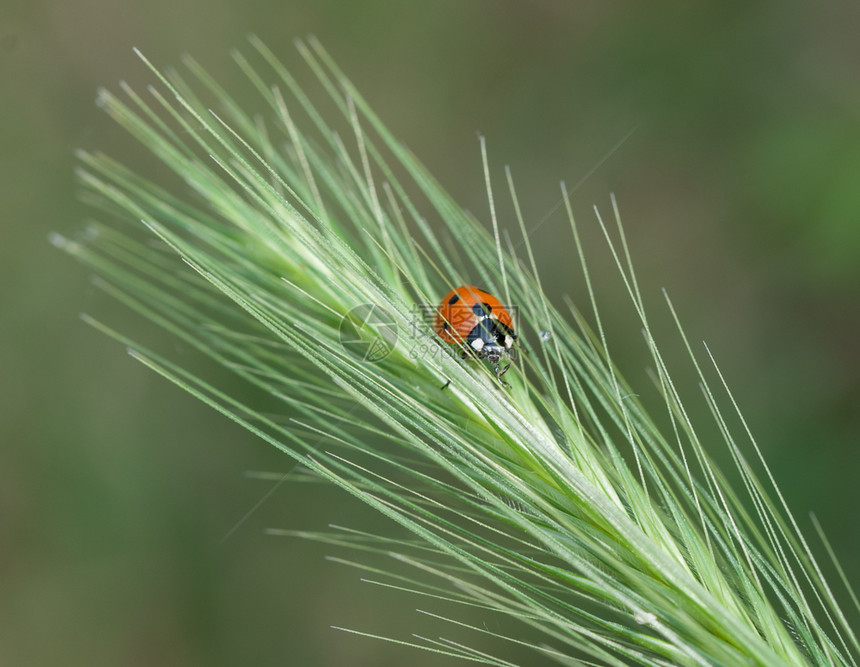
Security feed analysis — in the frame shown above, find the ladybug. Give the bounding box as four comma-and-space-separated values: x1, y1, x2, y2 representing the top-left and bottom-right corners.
434, 285, 518, 383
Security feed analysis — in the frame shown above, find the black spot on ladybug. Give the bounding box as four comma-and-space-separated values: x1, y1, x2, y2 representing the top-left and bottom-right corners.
448, 293, 460, 305
472, 302, 493, 317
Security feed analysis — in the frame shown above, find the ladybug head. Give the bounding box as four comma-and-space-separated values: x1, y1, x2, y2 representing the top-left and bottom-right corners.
466, 318, 517, 361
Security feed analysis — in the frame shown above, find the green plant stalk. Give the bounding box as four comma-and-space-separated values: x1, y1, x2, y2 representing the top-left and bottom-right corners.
55, 37, 858, 666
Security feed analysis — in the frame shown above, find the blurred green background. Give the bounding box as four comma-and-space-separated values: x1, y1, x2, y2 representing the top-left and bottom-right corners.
3, 1, 859, 664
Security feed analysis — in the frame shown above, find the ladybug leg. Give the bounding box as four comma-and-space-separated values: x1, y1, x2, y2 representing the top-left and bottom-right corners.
440, 379, 451, 391
495, 360, 512, 388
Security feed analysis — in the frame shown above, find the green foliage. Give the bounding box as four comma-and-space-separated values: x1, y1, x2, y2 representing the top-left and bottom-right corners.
56, 37, 858, 665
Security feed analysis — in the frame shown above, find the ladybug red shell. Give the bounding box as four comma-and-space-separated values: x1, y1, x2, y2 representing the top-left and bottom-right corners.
433, 285, 518, 382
